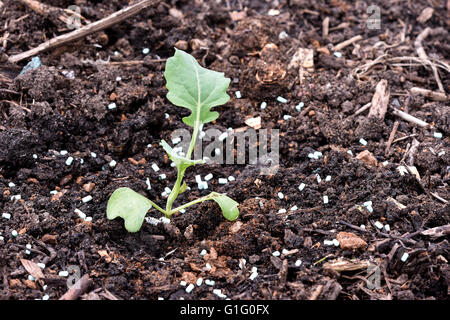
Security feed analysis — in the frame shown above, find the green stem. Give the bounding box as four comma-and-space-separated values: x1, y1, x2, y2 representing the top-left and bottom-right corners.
168, 193, 216, 215
146, 199, 168, 216
164, 121, 201, 214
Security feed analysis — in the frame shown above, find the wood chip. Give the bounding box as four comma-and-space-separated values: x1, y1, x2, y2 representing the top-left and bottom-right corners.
356, 150, 378, 167
20, 259, 45, 280
244, 116, 261, 129
323, 258, 370, 272
368, 79, 390, 120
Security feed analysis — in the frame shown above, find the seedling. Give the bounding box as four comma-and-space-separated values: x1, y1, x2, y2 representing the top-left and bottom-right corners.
106, 49, 239, 232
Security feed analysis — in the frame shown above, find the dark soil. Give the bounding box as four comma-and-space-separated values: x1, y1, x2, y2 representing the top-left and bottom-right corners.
0, 0, 449, 300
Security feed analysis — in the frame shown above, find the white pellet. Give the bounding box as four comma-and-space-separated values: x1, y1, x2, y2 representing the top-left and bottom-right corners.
283, 115, 292, 120
180, 280, 187, 287
11, 230, 18, 237
42, 294, 50, 300
277, 192, 284, 199
60, 150, 68, 156
278, 208, 287, 214
196, 278, 203, 286
323, 195, 329, 204
11, 195, 21, 201
8, 182, 15, 187
433, 132, 443, 139
204, 173, 213, 181
384, 224, 391, 232
325, 175, 331, 182
359, 138, 368, 146
171, 137, 181, 144
272, 251, 280, 257
295, 102, 304, 111
277, 96, 288, 103
205, 279, 215, 286
200, 249, 207, 256
205, 263, 212, 271
82, 195, 92, 203
28, 275, 35, 281
260, 102, 267, 110
374, 221, 384, 229
75, 209, 86, 220
218, 178, 228, 184
58, 271, 69, 277
185, 283, 195, 293
37, 263, 46, 269
142, 48, 150, 54
65, 157, 74, 166
298, 183, 306, 191
400, 252, 409, 262
290, 205, 298, 211
107, 103, 116, 110
235, 91, 242, 99
159, 173, 166, 180
249, 272, 258, 280
295, 259, 302, 267
2, 213, 11, 220
332, 239, 340, 246
324, 240, 334, 246
151, 163, 160, 172
238, 259, 246, 269
228, 176, 235, 182
90, 152, 97, 158
146, 178, 151, 190
109, 160, 117, 167
33, 154, 38, 159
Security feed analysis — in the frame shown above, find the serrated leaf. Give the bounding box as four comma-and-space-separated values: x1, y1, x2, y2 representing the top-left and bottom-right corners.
160, 140, 203, 171
164, 48, 231, 127
106, 187, 153, 233
210, 193, 239, 221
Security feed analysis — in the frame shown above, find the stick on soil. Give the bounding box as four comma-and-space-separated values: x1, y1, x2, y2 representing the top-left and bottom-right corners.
59, 274, 93, 300
9, 0, 161, 63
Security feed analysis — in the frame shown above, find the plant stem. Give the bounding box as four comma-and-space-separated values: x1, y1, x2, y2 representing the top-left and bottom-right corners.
169, 193, 216, 215
146, 199, 168, 216
165, 121, 201, 214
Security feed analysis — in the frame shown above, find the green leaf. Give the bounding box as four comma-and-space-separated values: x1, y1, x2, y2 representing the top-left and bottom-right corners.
210, 193, 239, 221
106, 187, 153, 233
160, 140, 203, 171
164, 48, 231, 127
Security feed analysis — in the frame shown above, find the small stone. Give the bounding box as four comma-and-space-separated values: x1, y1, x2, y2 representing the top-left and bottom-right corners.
336, 232, 367, 250
356, 150, 378, 167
